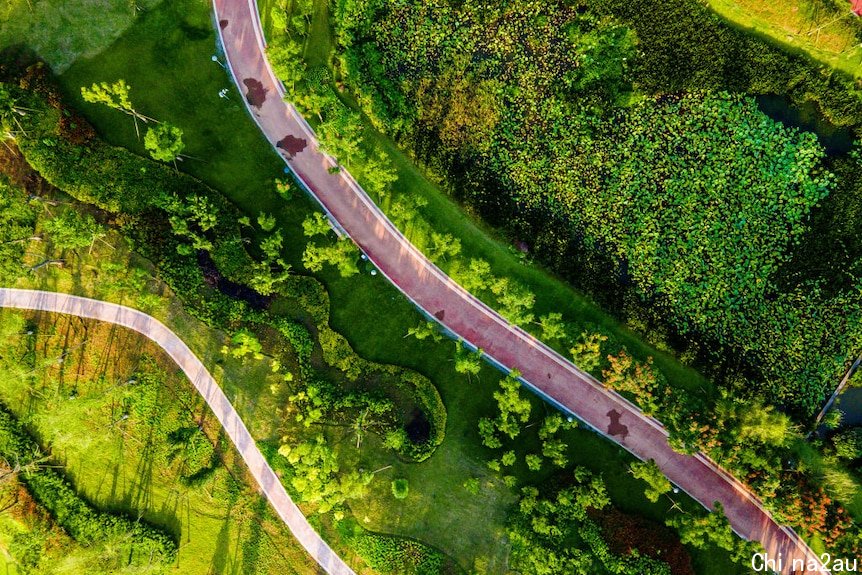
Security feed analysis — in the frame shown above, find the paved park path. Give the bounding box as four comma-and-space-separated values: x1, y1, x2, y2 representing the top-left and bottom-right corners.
212, 0, 831, 573
0, 288, 356, 575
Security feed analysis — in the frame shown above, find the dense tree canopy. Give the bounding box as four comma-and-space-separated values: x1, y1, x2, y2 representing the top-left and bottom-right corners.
331, 0, 862, 418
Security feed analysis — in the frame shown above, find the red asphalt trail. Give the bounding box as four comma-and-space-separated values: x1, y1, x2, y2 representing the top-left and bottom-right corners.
213, 0, 829, 573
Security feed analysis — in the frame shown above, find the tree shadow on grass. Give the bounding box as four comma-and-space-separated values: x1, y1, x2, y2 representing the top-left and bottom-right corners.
240, 497, 266, 575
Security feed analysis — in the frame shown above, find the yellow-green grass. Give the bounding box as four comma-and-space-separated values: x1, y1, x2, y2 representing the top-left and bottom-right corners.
0, 226, 318, 574
704, 0, 862, 79
0, 0, 166, 73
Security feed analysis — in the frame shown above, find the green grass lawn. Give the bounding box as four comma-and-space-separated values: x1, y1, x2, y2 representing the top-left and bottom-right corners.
2, 0, 747, 572
0, 0, 166, 73
0, 306, 318, 575
704, 0, 862, 79
0, 216, 320, 574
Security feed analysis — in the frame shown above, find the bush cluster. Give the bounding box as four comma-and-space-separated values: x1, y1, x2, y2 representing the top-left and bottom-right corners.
0, 404, 177, 564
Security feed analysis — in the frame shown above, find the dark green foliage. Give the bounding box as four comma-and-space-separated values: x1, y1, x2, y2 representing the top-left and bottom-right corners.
330, 0, 862, 419
351, 532, 443, 575
144, 122, 184, 163
507, 469, 672, 574
391, 478, 409, 499
590, 0, 862, 127
0, 178, 36, 282
833, 428, 862, 461
0, 404, 176, 563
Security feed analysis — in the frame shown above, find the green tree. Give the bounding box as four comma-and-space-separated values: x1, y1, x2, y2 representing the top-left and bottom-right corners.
81, 79, 151, 135
391, 478, 409, 499
493, 370, 531, 440
144, 123, 184, 164
538, 312, 566, 341
570, 331, 608, 374
303, 239, 360, 277
666, 502, 736, 552
463, 477, 480, 495
362, 148, 399, 199
478, 418, 502, 449
455, 258, 493, 294
267, 38, 305, 92
490, 277, 535, 326
221, 329, 265, 362
250, 230, 292, 295
157, 193, 218, 254
278, 435, 372, 514
629, 459, 671, 503
257, 212, 277, 232
501, 451, 516, 467
42, 210, 103, 252
454, 340, 483, 380
602, 351, 661, 415
405, 320, 443, 342
738, 405, 794, 447
302, 212, 332, 237
275, 178, 294, 201
525, 454, 542, 472
317, 109, 364, 166
428, 231, 462, 263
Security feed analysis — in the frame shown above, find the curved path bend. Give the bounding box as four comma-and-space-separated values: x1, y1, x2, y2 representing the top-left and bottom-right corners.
0, 288, 355, 575
213, 1, 830, 573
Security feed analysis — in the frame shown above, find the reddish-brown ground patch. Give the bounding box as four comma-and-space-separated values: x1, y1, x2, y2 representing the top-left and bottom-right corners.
243, 78, 268, 109
276, 134, 307, 158
592, 507, 695, 575
220, 19, 229, 29
0, 144, 55, 196
607, 409, 629, 440
434, 309, 446, 321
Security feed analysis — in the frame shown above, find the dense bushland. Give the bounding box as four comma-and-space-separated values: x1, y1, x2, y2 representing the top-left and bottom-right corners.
331, 0, 862, 419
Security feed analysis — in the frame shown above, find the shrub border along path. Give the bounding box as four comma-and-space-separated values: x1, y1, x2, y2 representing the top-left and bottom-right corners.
213, 0, 830, 573
0, 288, 357, 575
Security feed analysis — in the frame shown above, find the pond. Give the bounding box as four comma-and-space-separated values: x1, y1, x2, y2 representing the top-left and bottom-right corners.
756, 94, 856, 155
836, 386, 862, 427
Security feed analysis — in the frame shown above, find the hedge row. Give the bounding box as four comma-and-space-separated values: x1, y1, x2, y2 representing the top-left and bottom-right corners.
351, 532, 444, 575
0, 405, 177, 564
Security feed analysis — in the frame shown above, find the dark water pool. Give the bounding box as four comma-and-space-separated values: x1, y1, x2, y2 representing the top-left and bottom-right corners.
756, 95, 856, 155
836, 387, 862, 427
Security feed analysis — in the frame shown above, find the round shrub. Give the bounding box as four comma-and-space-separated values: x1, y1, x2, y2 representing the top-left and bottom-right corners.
391, 478, 409, 499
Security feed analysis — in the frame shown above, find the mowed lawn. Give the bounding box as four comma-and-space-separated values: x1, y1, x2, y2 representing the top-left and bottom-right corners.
2, 0, 744, 572
704, 0, 862, 79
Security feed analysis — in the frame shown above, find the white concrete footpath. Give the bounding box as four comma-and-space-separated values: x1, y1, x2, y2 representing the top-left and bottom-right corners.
0, 288, 356, 575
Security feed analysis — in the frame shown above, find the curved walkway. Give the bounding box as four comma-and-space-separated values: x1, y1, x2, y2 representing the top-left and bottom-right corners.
213, 1, 830, 573
0, 288, 356, 575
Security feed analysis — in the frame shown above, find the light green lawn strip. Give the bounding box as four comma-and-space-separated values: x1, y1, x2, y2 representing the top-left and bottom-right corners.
0, 0, 166, 73
704, 0, 862, 79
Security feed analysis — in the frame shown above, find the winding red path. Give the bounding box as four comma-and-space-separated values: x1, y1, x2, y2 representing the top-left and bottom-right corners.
213, 0, 830, 573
